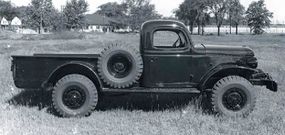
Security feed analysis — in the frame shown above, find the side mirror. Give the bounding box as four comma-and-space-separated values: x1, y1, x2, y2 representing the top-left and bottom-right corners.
201, 44, 206, 54
192, 44, 207, 54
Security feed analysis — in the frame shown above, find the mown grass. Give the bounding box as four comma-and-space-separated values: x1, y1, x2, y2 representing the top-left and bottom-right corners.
0, 33, 284, 135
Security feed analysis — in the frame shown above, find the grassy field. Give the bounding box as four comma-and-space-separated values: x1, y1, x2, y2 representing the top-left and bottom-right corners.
0, 33, 285, 135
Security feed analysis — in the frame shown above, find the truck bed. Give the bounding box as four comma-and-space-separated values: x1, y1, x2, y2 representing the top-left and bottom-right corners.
33, 53, 100, 58
11, 53, 100, 89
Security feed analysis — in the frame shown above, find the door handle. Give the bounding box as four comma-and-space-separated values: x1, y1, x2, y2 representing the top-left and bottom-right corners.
150, 57, 158, 62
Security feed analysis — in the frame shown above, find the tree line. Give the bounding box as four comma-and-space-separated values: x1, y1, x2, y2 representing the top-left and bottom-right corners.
0, 0, 273, 35
95, 0, 161, 30
0, 0, 161, 33
24, 0, 88, 34
0, 1, 26, 21
0, 0, 88, 33
175, 0, 273, 35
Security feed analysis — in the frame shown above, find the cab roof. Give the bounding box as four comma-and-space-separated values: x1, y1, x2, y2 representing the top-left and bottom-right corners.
141, 20, 187, 33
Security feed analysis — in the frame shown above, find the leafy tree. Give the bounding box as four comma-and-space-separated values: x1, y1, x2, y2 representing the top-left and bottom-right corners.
0, 1, 18, 21
246, 0, 273, 35
124, 0, 161, 30
63, 0, 88, 30
25, 0, 54, 34
227, 0, 245, 34
199, 12, 210, 35
96, 2, 127, 18
96, 2, 128, 25
208, 0, 228, 36
175, 0, 209, 35
96, 0, 160, 31
194, 0, 210, 35
175, 0, 197, 34
50, 9, 66, 31
15, 6, 28, 19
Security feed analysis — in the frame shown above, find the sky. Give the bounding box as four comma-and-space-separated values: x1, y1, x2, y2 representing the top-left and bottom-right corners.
6, 0, 285, 23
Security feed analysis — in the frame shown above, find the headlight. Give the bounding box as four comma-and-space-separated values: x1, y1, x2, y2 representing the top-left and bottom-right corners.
237, 56, 258, 68
246, 56, 258, 68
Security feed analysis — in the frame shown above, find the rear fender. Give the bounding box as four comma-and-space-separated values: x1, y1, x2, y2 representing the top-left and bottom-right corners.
43, 61, 102, 91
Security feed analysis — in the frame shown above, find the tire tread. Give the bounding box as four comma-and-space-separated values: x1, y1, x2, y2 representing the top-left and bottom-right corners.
211, 75, 256, 117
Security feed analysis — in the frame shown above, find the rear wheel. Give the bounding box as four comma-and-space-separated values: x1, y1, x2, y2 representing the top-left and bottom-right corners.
52, 74, 98, 117
211, 76, 256, 117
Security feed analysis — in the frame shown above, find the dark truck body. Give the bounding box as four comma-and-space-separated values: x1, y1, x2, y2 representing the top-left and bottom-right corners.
11, 20, 277, 94
12, 54, 100, 89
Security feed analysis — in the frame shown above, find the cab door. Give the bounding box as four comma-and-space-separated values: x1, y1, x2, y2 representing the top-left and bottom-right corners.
143, 29, 195, 88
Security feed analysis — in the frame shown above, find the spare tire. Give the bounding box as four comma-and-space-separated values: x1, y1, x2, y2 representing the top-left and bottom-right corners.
97, 44, 143, 88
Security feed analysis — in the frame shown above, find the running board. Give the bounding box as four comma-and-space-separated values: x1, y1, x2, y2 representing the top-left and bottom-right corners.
102, 87, 200, 94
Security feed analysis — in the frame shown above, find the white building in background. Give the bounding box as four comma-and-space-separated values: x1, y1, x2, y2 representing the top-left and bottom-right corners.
190, 25, 285, 34
1, 17, 9, 29
11, 17, 22, 26
84, 14, 127, 33
11, 16, 22, 32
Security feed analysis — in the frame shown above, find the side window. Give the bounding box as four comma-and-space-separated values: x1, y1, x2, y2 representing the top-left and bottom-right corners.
153, 30, 187, 49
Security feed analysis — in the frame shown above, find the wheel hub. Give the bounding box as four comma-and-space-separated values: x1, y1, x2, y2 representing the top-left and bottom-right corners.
222, 88, 247, 111
113, 62, 126, 73
107, 54, 133, 78
63, 86, 86, 109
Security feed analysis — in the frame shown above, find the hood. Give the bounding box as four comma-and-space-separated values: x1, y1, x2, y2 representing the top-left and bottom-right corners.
195, 45, 254, 56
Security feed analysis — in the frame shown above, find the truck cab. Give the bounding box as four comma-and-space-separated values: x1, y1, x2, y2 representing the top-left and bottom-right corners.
141, 20, 205, 88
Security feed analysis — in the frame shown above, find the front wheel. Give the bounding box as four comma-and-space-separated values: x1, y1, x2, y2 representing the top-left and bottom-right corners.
52, 74, 98, 117
211, 76, 256, 117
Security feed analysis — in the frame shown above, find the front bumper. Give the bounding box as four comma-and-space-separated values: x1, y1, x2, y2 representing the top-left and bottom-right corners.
250, 69, 278, 92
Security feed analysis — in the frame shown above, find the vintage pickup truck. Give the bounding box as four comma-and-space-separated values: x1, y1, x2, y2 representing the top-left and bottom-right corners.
11, 20, 277, 117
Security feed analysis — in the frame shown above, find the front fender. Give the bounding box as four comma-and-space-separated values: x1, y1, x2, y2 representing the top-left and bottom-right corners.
199, 64, 257, 91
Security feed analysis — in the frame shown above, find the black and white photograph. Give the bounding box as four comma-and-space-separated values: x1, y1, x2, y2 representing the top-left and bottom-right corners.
0, 0, 284, 134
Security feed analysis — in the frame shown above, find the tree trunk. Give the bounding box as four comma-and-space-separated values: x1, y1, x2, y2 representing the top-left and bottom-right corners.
218, 25, 221, 36
202, 25, 204, 35
236, 24, 238, 35
229, 16, 232, 34
190, 24, 194, 34
198, 24, 201, 35
38, 27, 41, 34
40, 14, 43, 34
